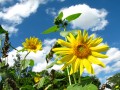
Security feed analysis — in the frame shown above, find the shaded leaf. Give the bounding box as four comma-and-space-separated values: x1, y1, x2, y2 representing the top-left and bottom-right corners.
37, 77, 45, 89
65, 13, 81, 22
21, 59, 30, 70
0, 25, 7, 34
29, 59, 34, 66
42, 25, 59, 34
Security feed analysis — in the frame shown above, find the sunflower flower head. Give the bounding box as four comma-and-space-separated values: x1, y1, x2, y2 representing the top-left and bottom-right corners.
22, 37, 42, 53
52, 30, 109, 75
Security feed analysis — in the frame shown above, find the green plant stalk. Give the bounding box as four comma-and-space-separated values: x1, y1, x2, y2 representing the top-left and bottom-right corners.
67, 67, 71, 85
73, 73, 77, 84
24, 51, 30, 60
63, 26, 72, 85
23, 51, 30, 69
78, 75, 81, 84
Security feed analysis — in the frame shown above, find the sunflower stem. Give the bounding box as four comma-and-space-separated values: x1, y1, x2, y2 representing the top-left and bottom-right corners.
78, 75, 81, 84
73, 73, 77, 84
24, 51, 30, 60
67, 67, 71, 85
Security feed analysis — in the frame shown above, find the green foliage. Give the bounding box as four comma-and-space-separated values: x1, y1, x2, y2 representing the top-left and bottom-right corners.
42, 12, 81, 34
67, 83, 98, 90
107, 72, 120, 90
36, 77, 45, 89
0, 25, 7, 34
42, 25, 59, 34
65, 13, 81, 22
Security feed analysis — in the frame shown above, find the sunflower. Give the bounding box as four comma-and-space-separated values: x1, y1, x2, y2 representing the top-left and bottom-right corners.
52, 30, 109, 75
22, 37, 42, 53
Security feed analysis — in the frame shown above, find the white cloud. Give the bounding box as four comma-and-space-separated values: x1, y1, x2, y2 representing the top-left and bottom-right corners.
60, 4, 108, 31
0, 0, 48, 34
46, 8, 57, 16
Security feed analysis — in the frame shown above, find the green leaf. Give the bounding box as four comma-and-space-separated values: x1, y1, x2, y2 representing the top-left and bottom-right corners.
67, 84, 82, 90
42, 25, 59, 34
86, 84, 98, 90
57, 12, 63, 19
21, 59, 30, 70
0, 25, 7, 34
67, 84, 98, 90
65, 13, 81, 22
37, 77, 45, 89
29, 59, 34, 66
20, 85, 35, 90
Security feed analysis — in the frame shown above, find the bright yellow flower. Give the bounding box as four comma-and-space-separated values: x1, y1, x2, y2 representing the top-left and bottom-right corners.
34, 76, 41, 83
52, 30, 109, 75
22, 37, 42, 53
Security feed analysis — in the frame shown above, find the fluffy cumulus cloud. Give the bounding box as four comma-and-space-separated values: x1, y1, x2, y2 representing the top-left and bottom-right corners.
7, 38, 62, 72
0, 0, 48, 34
60, 4, 108, 31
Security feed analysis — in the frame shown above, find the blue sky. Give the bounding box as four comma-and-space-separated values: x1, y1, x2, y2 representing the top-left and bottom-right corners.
0, 0, 120, 85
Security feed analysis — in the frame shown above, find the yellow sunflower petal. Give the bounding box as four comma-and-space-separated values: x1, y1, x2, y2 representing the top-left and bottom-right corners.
66, 55, 77, 65
70, 64, 74, 75
89, 37, 103, 47
83, 59, 93, 74
91, 51, 108, 58
52, 48, 72, 51
57, 55, 73, 64
80, 60, 84, 76
57, 39, 71, 48
83, 30, 88, 42
90, 44, 109, 52
77, 30, 82, 42
88, 55, 106, 67
87, 34, 95, 45
74, 58, 80, 73
54, 51, 72, 55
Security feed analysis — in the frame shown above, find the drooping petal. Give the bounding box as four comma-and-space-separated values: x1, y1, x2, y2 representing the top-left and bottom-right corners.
57, 55, 73, 64
57, 39, 71, 48
79, 60, 84, 76
74, 58, 80, 73
83, 59, 93, 74
90, 44, 109, 52
66, 55, 77, 65
91, 51, 108, 58
70, 64, 74, 75
88, 55, 106, 67
61, 55, 77, 70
